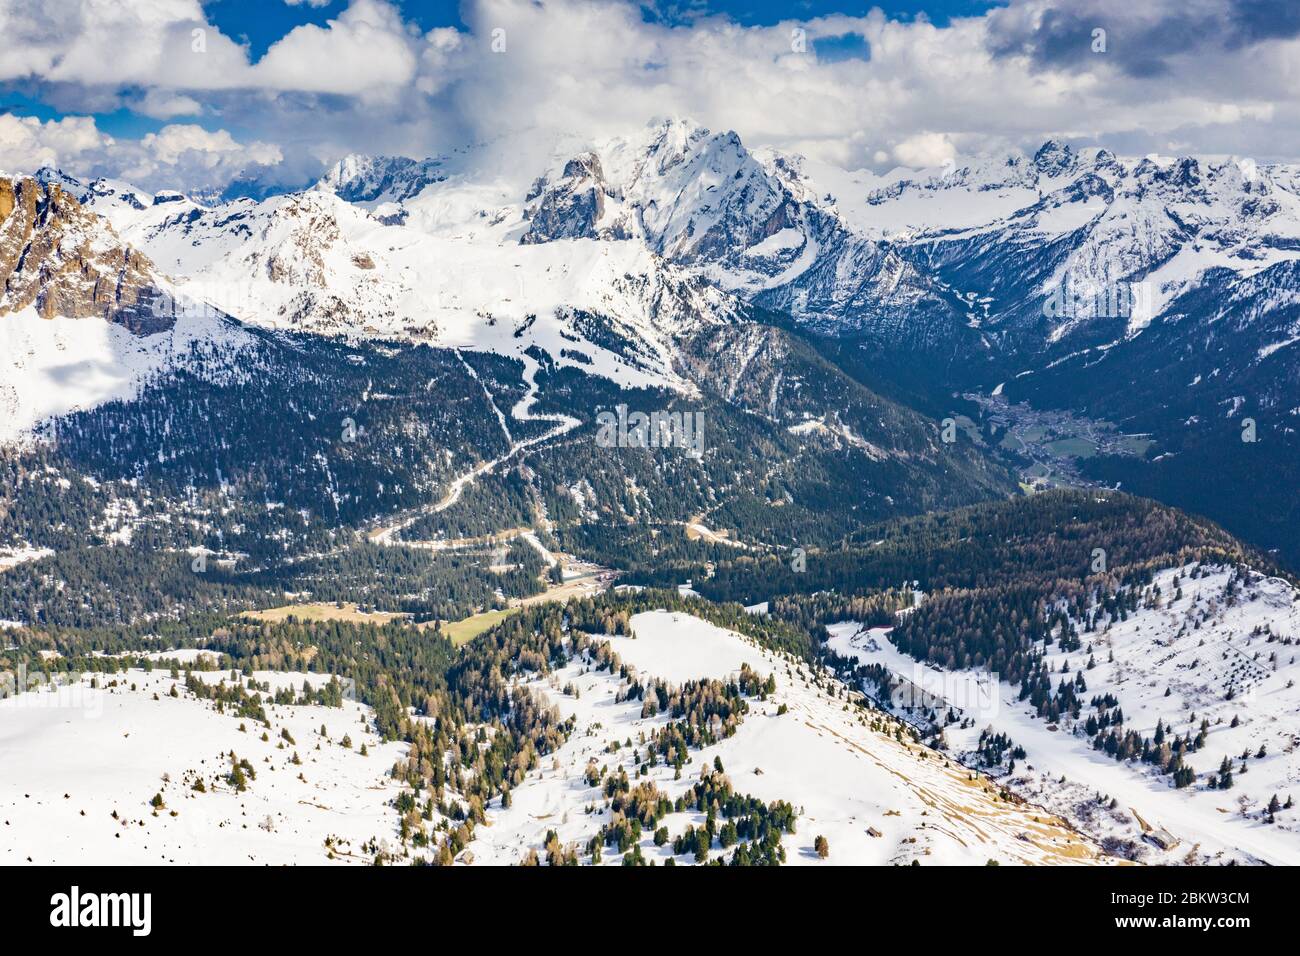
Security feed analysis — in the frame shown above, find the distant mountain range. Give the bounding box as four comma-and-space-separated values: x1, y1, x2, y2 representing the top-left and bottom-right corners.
2, 117, 1298, 564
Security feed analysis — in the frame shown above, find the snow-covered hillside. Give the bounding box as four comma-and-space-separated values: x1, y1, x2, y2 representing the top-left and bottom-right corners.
0, 305, 250, 444
827, 563, 1300, 865
471, 610, 1110, 866
114, 182, 745, 394
0, 667, 406, 865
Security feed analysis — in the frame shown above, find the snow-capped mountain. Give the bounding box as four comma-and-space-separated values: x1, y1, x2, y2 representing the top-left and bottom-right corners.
113, 183, 748, 394
315, 153, 449, 205
0, 175, 250, 442
484, 121, 1300, 390
886, 143, 1300, 348
5, 118, 1299, 563
10, 119, 1300, 418
95, 117, 1289, 383
520, 119, 953, 344
0, 161, 1011, 545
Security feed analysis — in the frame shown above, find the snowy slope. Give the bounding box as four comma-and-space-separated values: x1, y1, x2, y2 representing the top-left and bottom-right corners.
470, 610, 1110, 866
0, 667, 406, 865
0, 305, 251, 443
827, 563, 1300, 865
118, 185, 744, 394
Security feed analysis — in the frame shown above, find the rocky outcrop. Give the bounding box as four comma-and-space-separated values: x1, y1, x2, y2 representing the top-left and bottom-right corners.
0, 177, 174, 335
521, 152, 612, 244
315, 154, 447, 204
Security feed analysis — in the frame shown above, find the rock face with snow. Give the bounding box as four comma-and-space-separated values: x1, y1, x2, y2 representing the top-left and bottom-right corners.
315, 154, 448, 205
521, 120, 948, 344
0, 178, 173, 335
0, 175, 250, 443
522, 152, 615, 244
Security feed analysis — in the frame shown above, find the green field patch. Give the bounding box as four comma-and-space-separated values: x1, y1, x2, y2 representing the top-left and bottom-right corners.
440, 608, 519, 646
1115, 435, 1156, 456
1045, 437, 1097, 458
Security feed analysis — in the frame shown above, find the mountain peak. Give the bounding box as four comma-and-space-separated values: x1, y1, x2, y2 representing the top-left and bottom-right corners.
315, 153, 446, 204
1033, 139, 1077, 176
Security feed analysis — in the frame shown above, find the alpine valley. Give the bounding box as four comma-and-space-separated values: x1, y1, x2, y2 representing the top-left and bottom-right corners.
2, 118, 1299, 867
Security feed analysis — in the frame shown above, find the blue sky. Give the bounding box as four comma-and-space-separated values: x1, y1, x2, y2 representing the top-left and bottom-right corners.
197, 0, 1003, 56
643, 0, 1001, 27
205, 0, 469, 58
0, 0, 1295, 191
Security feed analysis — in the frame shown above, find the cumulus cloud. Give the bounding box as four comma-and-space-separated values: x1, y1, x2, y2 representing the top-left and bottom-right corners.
139, 124, 280, 167
891, 132, 957, 169
0, 113, 281, 193
0, 0, 420, 95
3, 0, 1299, 191
111, 125, 283, 191
253, 0, 419, 95
134, 89, 204, 119
0, 113, 111, 173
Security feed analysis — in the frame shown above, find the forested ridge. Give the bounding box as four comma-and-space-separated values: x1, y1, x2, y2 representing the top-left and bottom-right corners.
0, 324, 1016, 631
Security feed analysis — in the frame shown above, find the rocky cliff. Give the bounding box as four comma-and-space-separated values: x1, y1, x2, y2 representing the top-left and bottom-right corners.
0, 177, 174, 335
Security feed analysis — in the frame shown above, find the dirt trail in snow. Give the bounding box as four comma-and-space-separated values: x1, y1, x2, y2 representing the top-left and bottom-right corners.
369, 351, 581, 546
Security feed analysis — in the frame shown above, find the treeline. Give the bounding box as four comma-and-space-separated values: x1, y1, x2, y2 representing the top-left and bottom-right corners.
0, 539, 537, 628
697, 489, 1266, 607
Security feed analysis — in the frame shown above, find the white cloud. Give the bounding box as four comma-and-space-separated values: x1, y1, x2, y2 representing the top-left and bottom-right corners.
3, 0, 1299, 191
134, 89, 203, 120
0, 113, 281, 193
431, 0, 1300, 170
0, 0, 420, 96
0, 114, 112, 174
122, 124, 283, 187
253, 0, 418, 94
0, 0, 250, 90
892, 133, 956, 169
140, 125, 279, 166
